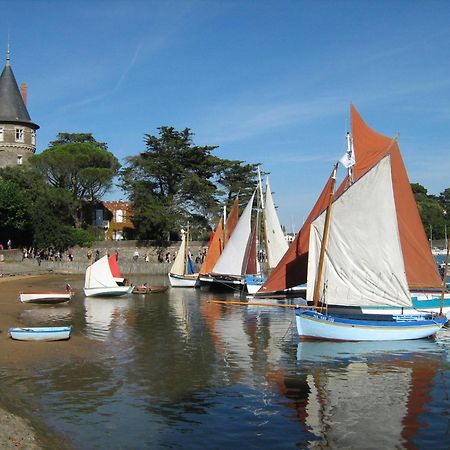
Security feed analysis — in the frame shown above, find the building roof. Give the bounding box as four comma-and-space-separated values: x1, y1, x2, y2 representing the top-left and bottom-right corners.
0, 51, 39, 129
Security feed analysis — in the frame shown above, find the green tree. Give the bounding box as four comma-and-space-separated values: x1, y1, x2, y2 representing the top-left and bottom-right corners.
0, 177, 32, 246
30, 133, 120, 227
0, 165, 95, 249
412, 183, 447, 239
121, 126, 259, 240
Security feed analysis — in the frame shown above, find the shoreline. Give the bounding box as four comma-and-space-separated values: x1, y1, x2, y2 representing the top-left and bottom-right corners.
0, 272, 100, 449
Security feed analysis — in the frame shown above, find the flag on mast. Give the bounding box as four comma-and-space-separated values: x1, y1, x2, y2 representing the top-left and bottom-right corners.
339, 132, 356, 168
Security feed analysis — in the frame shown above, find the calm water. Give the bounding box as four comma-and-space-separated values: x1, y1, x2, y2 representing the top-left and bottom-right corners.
1, 275, 450, 449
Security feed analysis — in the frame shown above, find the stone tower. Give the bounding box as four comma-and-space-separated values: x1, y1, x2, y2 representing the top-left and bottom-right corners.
0, 47, 39, 168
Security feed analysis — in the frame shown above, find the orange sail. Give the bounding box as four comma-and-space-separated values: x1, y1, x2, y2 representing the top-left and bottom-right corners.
224, 195, 239, 244
200, 195, 240, 274
260, 105, 441, 294
200, 217, 224, 274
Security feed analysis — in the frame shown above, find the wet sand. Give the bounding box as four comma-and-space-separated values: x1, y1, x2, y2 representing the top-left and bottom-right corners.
0, 273, 100, 449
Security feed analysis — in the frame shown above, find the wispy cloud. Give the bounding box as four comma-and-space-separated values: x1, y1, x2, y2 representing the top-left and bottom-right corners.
198, 95, 347, 144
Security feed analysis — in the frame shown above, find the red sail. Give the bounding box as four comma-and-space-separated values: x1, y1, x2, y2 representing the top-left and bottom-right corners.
243, 222, 258, 275
108, 254, 122, 278
259, 170, 335, 293
260, 105, 441, 293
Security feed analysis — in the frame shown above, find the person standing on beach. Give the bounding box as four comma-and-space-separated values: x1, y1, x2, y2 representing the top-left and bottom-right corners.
94, 250, 100, 261
7, 239, 11, 250
133, 248, 139, 262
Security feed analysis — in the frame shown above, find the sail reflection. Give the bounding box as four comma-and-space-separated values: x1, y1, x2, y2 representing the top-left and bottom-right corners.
83, 296, 131, 341
268, 339, 445, 449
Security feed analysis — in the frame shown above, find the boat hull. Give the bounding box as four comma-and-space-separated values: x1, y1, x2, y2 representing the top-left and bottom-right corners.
133, 285, 169, 294
168, 273, 199, 287
244, 275, 266, 294
295, 309, 447, 341
19, 292, 72, 304
83, 286, 133, 297
9, 326, 72, 341
199, 274, 245, 291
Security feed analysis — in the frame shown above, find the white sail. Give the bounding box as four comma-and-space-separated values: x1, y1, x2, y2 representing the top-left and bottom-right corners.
84, 255, 119, 289
306, 155, 411, 308
264, 177, 288, 269
170, 231, 186, 276
213, 193, 255, 275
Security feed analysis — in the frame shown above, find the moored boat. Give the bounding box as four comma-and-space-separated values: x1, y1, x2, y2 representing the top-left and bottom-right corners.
132, 284, 168, 294
168, 224, 199, 288
84, 255, 133, 297
9, 326, 72, 341
296, 108, 448, 341
19, 285, 73, 304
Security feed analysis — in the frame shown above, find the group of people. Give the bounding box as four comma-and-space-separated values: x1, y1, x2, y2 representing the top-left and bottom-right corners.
20, 247, 74, 264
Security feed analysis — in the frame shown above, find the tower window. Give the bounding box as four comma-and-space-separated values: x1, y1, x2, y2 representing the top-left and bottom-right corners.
31, 130, 36, 145
15, 127, 24, 143
0, 128, 3, 142
17, 155, 23, 165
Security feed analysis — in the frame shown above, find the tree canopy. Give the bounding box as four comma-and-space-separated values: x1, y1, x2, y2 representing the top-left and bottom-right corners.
412, 183, 449, 240
120, 126, 259, 241
30, 133, 120, 227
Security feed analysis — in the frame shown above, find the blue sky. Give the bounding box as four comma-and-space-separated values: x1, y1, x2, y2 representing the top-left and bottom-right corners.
2, 0, 450, 230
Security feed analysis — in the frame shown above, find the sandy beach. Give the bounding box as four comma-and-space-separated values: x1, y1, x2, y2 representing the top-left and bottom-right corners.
0, 269, 100, 449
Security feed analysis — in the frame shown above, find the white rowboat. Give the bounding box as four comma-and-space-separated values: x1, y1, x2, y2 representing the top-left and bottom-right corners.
9, 326, 72, 341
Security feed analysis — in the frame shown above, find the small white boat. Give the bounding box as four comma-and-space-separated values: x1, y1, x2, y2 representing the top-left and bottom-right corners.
168, 225, 199, 287
84, 255, 133, 297
9, 326, 72, 341
19, 286, 73, 304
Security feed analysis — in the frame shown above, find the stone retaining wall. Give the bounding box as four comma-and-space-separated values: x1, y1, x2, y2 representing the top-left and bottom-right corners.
0, 240, 208, 275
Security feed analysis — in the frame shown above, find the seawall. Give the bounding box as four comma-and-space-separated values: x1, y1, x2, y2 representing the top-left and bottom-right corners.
0, 240, 209, 276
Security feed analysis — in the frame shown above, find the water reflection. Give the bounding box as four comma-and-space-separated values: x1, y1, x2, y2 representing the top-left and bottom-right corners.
19, 305, 72, 326
276, 339, 449, 449
83, 296, 132, 341
4, 276, 450, 449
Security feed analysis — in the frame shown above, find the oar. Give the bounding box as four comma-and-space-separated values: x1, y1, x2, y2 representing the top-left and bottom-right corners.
207, 300, 325, 309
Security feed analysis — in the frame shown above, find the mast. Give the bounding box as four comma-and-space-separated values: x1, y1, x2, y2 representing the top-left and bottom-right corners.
313, 164, 338, 307
184, 224, 188, 274
439, 237, 450, 316
257, 167, 265, 273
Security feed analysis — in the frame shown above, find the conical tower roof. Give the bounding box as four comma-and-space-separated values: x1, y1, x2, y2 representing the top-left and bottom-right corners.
0, 50, 39, 129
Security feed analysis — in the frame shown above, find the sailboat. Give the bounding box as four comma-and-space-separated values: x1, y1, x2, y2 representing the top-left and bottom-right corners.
84, 255, 133, 297
199, 195, 240, 277
295, 151, 448, 340
168, 225, 199, 287
246, 172, 289, 294
199, 192, 256, 290
261, 105, 450, 314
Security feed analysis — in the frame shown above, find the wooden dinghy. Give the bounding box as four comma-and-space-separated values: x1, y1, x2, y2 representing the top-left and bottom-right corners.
9, 326, 72, 341
132, 285, 168, 294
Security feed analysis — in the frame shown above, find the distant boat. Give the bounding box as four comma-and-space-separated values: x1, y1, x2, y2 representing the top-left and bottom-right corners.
19, 285, 73, 304
296, 109, 448, 341
168, 224, 199, 287
198, 195, 240, 282
246, 172, 288, 294
84, 255, 133, 297
132, 285, 168, 294
199, 193, 256, 290
9, 326, 72, 341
